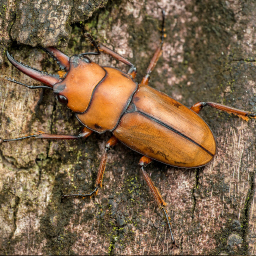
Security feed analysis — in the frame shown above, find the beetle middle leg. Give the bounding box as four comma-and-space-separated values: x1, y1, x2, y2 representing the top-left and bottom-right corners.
139, 156, 176, 246
62, 135, 118, 199
191, 102, 256, 121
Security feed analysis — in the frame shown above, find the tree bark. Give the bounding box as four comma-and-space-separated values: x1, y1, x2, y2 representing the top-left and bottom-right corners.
0, 0, 256, 254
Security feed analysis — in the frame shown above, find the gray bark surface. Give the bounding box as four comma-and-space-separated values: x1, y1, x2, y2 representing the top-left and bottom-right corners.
0, 0, 256, 254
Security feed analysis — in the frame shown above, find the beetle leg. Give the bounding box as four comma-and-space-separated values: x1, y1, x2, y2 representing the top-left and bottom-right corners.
140, 10, 166, 86
6, 77, 54, 90
0, 127, 92, 144
139, 156, 176, 246
84, 33, 137, 79
191, 102, 256, 121
99, 44, 137, 79
139, 47, 163, 86
62, 135, 118, 199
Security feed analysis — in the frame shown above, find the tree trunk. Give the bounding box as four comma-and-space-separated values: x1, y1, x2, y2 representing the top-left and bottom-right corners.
0, 0, 256, 254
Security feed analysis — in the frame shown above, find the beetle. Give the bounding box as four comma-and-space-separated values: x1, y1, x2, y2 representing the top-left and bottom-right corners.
2, 10, 256, 246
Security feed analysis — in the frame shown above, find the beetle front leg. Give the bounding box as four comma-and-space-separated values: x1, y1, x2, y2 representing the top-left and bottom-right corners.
84, 33, 137, 79
0, 126, 93, 144
98, 44, 137, 79
62, 135, 118, 199
140, 10, 166, 86
139, 156, 176, 246
191, 102, 256, 121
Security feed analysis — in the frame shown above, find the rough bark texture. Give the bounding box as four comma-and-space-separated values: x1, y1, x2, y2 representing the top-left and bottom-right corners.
0, 0, 256, 254
0, 0, 107, 58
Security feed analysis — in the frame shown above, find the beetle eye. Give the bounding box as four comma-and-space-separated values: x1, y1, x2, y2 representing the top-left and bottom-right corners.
56, 94, 68, 105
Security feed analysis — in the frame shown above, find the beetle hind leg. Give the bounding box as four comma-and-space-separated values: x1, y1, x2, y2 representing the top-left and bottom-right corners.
62, 136, 118, 200
139, 156, 176, 246
191, 101, 256, 121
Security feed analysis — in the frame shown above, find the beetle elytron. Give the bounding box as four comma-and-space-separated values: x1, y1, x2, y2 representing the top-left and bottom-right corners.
2, 11, 256, 246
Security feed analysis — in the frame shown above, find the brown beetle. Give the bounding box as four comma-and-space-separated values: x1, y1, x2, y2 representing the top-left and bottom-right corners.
3, 11, 256, 246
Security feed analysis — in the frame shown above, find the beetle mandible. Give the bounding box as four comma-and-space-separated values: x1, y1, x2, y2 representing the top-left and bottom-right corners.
2, 10, 256, 246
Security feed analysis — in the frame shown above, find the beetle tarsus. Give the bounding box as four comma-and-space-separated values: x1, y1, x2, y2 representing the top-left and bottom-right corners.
162, 207, 176, 246
140, 158, 176, 245
0, 129, 92, 143
247, 113, 256, 119
0, 133, 44, 142
62, 186, 99, 200
139, 9, 165, 86
62, 136, 118, 200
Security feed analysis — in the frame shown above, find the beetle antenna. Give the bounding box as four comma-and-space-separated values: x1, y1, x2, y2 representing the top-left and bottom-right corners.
80, 33, 101, 56
160, 9, 166, 47
6, 77, 53, 90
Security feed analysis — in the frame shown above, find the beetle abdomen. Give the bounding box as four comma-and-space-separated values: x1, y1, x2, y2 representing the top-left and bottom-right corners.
113, 85, 216, 168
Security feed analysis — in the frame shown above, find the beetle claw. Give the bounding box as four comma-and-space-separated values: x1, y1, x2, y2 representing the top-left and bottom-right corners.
6, 51, 61, 88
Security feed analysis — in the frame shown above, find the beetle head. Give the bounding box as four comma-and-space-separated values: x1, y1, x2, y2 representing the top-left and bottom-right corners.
53, 55, 105, 113
7, 48, 105, 113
